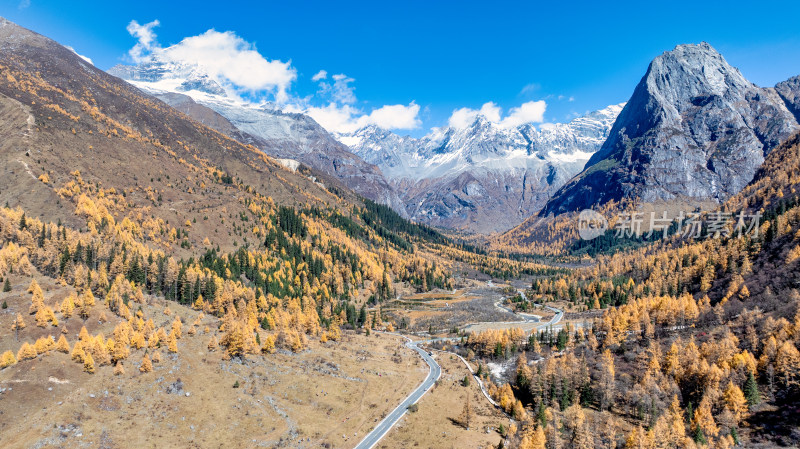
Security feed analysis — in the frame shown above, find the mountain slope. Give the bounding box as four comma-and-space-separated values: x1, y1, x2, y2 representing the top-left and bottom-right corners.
344, 104, 623, 233
541, 42, 799, 215
0, 20, 464, 449
106, 62, 408, 216
0, 16, 454, 294
0, 19, 348, 240
0, 16, 457, 366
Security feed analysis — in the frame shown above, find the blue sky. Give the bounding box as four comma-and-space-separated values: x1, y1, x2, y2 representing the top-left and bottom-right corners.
3, 0, 800, 137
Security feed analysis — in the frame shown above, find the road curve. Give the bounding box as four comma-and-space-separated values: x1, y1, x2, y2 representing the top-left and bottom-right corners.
354, 289, 565, 448
514, 289, 567, 326
353, 338, 441, 449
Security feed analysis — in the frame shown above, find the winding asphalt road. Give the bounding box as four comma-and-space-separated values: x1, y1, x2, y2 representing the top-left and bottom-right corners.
353, 288, 566, 448
515, 289, 564, 328
353, 338, 441, 449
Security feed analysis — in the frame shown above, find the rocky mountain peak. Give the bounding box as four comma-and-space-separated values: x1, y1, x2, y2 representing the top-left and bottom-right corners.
645, 42, 752, 116
542, 43, 799, 215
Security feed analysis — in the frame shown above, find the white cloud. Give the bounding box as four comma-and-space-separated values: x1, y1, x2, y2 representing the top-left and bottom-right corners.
126, 20, 161, 63
447, 100, 547, 130
448, 102, 501, 128
317, 73, 356, 105
500, 100, 547, 128
125, 20, 296, 102
65, 46, 93, 65
311, 70, 327, 81
160, 30, 296, 101
358, 103, 421, 130
306, 102, 421, 134
305, 104, 360, 134
447, 109, 474, 129
520, 83, 540, 95
18, 0, 30, 9
305, 70, 419, 134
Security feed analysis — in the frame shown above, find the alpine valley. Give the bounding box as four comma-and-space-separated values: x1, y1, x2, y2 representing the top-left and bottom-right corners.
2, 11, 800, 449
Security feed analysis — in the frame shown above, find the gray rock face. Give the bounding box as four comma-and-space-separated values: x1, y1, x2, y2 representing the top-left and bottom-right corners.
542, 43, 799, 215
344, 104, 622, 233
107, 64, 407, 216
776, 75, 800, 123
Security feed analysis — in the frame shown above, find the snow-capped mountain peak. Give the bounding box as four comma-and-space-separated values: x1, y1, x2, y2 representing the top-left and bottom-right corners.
339, 104, 624, 233
109, 60, 228, 98
343, 103, 624, 182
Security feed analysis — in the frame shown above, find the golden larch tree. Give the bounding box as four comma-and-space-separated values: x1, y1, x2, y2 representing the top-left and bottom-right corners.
17, 342, 37, 361
167, 330, 178, 353
83, 352, 95, 374
139, 354, 153, 373
11, 313, 26, 340
60, 294, 75, 319
692, 395, 718, 440
723, 381, 748, 424
1, 350, 17, 368
55, 334, 70, 353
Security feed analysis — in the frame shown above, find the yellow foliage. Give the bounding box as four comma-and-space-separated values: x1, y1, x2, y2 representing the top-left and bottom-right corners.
17, 342, 36, 361
139, 354, 153, 373
34, 336, 54, 354
0, 350, 16, 369
83, 352, 95, 374
71, 342, 86, 363
167, 330, 178, 353
55, 335, 70, 353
